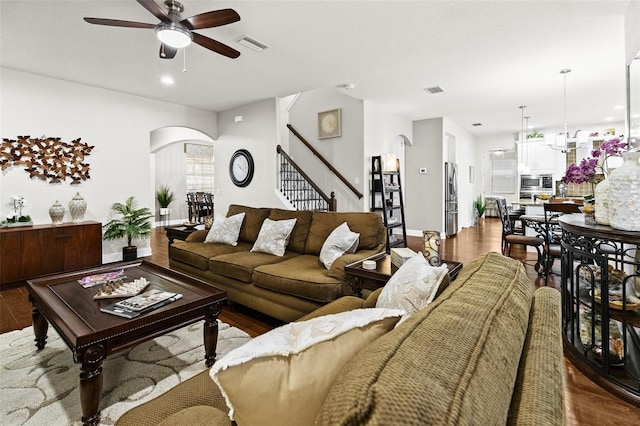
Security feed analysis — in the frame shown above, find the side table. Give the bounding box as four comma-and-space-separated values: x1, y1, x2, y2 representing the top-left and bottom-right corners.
345, 252, 463, 298
165, 224, 205, 249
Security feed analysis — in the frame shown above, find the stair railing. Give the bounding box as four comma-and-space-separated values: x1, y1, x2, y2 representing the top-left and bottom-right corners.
277, 145, 337, 211
287, 124, 363, 199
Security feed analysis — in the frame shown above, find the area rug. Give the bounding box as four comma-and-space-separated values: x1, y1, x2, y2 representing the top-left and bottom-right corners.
0, 321, 251, 425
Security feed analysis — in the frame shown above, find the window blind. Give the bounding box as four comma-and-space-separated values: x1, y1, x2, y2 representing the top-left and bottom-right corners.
490, 151, 515, 194
185, 143, 214, 192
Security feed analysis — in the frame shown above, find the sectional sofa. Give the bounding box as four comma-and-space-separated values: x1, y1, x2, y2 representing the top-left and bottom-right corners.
118, 252, 566, 425
169, 205, 386, 322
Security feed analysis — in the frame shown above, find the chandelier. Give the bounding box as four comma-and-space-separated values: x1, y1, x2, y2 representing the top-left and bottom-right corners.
546, 69, 588, 153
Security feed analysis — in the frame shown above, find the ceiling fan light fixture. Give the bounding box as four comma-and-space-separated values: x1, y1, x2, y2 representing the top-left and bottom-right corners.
156, 23, 192, 48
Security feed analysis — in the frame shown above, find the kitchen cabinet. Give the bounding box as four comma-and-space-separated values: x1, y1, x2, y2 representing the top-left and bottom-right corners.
0, 222, 102, 285
518, 139, 557, 174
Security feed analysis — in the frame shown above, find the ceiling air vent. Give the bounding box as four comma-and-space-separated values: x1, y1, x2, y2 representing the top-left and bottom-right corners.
472, 123, 483, 127
424, 86, 444, 94
237, 36, 270, 52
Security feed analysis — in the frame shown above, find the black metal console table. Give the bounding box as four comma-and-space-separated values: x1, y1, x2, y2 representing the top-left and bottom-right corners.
559, 214, 640, 407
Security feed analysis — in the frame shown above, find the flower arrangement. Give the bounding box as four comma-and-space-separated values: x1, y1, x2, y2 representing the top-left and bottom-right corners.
561, 137, 627, 194
2, 195, 32, 224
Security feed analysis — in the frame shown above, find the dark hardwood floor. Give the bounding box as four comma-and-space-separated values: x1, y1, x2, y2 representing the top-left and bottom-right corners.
1, 217, 639, 424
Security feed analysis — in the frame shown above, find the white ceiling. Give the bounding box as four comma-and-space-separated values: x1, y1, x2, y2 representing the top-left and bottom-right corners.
0, 0, 632, 137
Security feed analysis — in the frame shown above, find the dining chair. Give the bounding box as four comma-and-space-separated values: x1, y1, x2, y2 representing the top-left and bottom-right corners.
496, 197, 543, 274
186, 192, 198, 223
543, 202, 582, 285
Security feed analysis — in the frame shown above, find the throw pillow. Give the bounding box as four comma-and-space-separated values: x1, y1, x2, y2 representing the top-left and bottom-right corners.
376, 254, 449, 323
204, 212, 245, 246
250, 218, 297, 256
210, 308, 404, 426
319, 222, 360, 269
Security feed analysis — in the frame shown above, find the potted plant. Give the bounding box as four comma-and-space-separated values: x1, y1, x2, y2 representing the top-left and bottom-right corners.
156, 185, 175, 217
1, 195, 33, 228
103, 196, 152, 261
473, 195, 487, 226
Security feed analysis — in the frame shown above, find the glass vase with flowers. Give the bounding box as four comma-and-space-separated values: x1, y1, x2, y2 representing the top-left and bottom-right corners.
562, 137, 627, 225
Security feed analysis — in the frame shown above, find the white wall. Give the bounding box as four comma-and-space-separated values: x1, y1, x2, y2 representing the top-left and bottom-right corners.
214, 98, 284, 215
363, 101, 413, 212
406, 118, 444, 234
288, 88, 365, 212
0, 68, 216, 262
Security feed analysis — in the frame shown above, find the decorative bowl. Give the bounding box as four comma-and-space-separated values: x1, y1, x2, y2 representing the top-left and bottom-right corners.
183, 222, 198, 229
537, 194, 552, 200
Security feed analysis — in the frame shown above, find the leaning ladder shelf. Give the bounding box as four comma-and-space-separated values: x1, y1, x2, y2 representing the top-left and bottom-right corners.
370, 155, 407, 253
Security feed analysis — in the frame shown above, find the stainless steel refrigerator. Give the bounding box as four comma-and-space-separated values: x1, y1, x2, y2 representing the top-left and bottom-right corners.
445, 162, 458, 237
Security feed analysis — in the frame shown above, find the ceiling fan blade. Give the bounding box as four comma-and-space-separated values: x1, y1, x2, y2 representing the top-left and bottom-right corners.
159, 43, 178, 59
180, 9, 240, 30
84, 17, 155, 29
192, 33, 240, 59
136, 0, 171, 23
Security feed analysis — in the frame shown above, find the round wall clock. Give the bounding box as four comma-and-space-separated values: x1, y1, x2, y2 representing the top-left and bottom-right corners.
229, 149, 254, 187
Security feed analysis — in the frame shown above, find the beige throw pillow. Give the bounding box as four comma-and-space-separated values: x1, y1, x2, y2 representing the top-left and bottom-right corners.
210, 308, 403, 426
319, 222, 360, 269
204, 212, 245, 246
250, 217, 297, 256
376, 254, 449, 323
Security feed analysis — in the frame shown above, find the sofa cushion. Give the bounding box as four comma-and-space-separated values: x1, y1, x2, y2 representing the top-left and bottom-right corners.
209, 250, 300, 283
252, 254, 343, 303
226, 205, 271, 243
210, 308, 403, 426
376, 254, 449, 323
157, 406, 230, 426
316, 252, 534, 425
116, 369, 229, 426
250, 218, 297, 256
204, 213, 245, 246
169, 241, 252, 271
268, 208, 313, 253
305, 212, 384, 255
319, 222, 360, 269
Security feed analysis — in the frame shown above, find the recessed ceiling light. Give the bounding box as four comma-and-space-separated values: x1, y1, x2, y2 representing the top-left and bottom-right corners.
603, 116, 613, 121
614, 105, 625, 110
161, 76, 174, 85
424, 86, 444, 94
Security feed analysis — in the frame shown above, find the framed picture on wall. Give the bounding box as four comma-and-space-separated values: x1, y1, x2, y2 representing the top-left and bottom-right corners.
318, 108, 342, 139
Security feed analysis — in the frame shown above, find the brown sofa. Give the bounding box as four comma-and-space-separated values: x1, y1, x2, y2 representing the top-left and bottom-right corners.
169, 205, 386, 322
118, 252, 566, 425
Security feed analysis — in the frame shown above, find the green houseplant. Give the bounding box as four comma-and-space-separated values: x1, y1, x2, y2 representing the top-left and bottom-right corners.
156, 185, 175, 209
473, 195, 487, 225
103, 196, 152, 261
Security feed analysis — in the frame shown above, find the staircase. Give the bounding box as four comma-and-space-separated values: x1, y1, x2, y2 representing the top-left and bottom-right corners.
276, 125, 364, 212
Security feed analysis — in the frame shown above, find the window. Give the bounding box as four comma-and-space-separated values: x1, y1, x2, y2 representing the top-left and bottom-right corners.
185, 143, 214, 192
490, 151, 516, 193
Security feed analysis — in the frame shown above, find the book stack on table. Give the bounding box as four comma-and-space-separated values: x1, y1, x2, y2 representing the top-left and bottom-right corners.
100, 289, 182, 318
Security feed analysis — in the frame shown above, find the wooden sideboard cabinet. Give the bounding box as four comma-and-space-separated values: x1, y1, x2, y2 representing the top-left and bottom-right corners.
0, 222, 102, 285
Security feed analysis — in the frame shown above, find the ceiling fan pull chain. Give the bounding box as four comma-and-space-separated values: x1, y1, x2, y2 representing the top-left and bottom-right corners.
183, 48, 187, 72
160, 43, 165, 58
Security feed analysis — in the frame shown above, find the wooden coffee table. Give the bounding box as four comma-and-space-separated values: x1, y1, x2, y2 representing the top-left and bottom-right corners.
345, 252, 463, 297
26, 260, 227, 426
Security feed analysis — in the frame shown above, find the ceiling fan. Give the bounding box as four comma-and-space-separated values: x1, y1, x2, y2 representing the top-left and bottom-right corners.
84, 0, 241, 59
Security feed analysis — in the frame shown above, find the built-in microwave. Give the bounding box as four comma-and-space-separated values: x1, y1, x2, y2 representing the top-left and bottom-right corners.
520, 174, 553, 198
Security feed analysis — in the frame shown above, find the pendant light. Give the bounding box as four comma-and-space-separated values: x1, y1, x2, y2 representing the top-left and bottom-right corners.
517, 105, 530, 174
547, 69, 586, 152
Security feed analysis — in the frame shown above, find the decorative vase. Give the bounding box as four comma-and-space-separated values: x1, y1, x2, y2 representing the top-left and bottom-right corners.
422, 230, 441, 266
608, 152, 640, 231
48, 200, 65, 225
594, 179, 611, 225
68, 192, 87, 223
